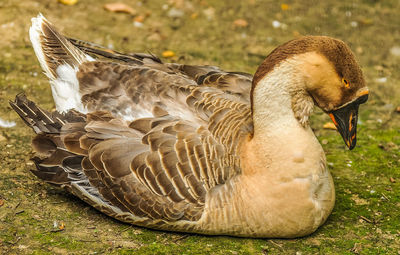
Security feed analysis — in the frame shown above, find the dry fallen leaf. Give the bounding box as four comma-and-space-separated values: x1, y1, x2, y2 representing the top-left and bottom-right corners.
190, 12, 198, 19
203, 7, 215, 20
351, 243, 362, 254
0, 199, 4, 207
59, 222, 65, 230
134, 15, 145, 23
58, 0, 78, 5
323, 122, 337, 130
379, 142, 399, 151
396, 106, 400, 113
104, 3, 137, 15
281, 3, 290, 11
390, 177, 396, 183
358, 18, 373, 25
147, 33, 162, 41
292, 30, 301, 37
233, 19, 248, 28
351, 194, 369, 205
168, 0, 186, 9
162, 50, 175, 58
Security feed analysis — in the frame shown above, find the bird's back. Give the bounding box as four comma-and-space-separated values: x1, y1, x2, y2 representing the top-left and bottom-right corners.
13, 14, 255, 233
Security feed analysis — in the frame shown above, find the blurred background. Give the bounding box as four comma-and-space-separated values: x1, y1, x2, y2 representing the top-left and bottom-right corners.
0, 0, 399, 254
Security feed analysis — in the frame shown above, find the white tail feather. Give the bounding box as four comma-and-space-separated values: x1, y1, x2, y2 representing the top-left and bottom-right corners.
30, 14, 55, 80
29, 14, 93, 113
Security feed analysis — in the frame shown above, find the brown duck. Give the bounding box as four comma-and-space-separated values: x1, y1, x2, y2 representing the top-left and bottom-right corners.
11, 14, 369, 238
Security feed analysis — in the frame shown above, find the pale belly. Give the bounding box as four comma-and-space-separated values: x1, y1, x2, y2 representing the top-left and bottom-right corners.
194, 167, 335, 238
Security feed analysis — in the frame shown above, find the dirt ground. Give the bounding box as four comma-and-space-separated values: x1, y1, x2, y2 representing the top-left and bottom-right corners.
0, 0, 399, 254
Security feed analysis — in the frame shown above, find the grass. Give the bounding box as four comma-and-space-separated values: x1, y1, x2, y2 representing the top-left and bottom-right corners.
0, 0, 399, 254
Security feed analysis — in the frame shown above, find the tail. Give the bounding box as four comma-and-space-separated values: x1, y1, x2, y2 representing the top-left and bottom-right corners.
10, 95, 132, 221
9, 93, 85, 134
29, 14, 93, 113
9, 94, 86, 185
68, 37, 162, 65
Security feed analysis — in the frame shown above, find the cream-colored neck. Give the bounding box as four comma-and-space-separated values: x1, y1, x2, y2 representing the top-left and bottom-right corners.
252, 60, 310, 137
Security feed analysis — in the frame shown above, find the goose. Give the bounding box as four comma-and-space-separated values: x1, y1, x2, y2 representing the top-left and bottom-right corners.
10, 14, 369, 238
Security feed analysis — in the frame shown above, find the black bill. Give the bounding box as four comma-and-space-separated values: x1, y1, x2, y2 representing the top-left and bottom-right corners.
328, 94, 369, 150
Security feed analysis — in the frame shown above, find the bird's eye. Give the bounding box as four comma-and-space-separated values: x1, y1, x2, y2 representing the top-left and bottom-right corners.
342, 78, 350, 88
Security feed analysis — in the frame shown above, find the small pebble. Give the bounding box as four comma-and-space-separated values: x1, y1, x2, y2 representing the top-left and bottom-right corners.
0, 118, 16, 128
390, 46, 400, 57
133, 21, 143, 28
1, 22, 15, 29
350, 21, 358, 27
375, 77, 387, 83
272, 20, 281, 28
203, 7, 215, 20
167, 8, 184, 18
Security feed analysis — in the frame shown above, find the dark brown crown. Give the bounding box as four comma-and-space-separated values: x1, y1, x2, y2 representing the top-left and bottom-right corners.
251, 36, 365, 110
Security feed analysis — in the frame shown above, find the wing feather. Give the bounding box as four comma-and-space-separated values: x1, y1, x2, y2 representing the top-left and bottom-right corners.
16, 34, 256, 228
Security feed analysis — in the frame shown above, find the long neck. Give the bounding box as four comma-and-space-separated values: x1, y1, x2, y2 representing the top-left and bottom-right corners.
240, 62, 325, 178
252, 62, 308, 137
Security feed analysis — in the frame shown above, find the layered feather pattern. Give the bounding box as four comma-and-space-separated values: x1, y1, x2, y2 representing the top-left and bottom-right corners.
12, 15, 254, 233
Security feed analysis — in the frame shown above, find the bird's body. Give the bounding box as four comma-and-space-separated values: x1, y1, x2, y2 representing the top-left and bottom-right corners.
11, 14, 368, 238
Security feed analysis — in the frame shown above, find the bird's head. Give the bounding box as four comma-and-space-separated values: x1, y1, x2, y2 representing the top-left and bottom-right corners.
252, 36, 368, 149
